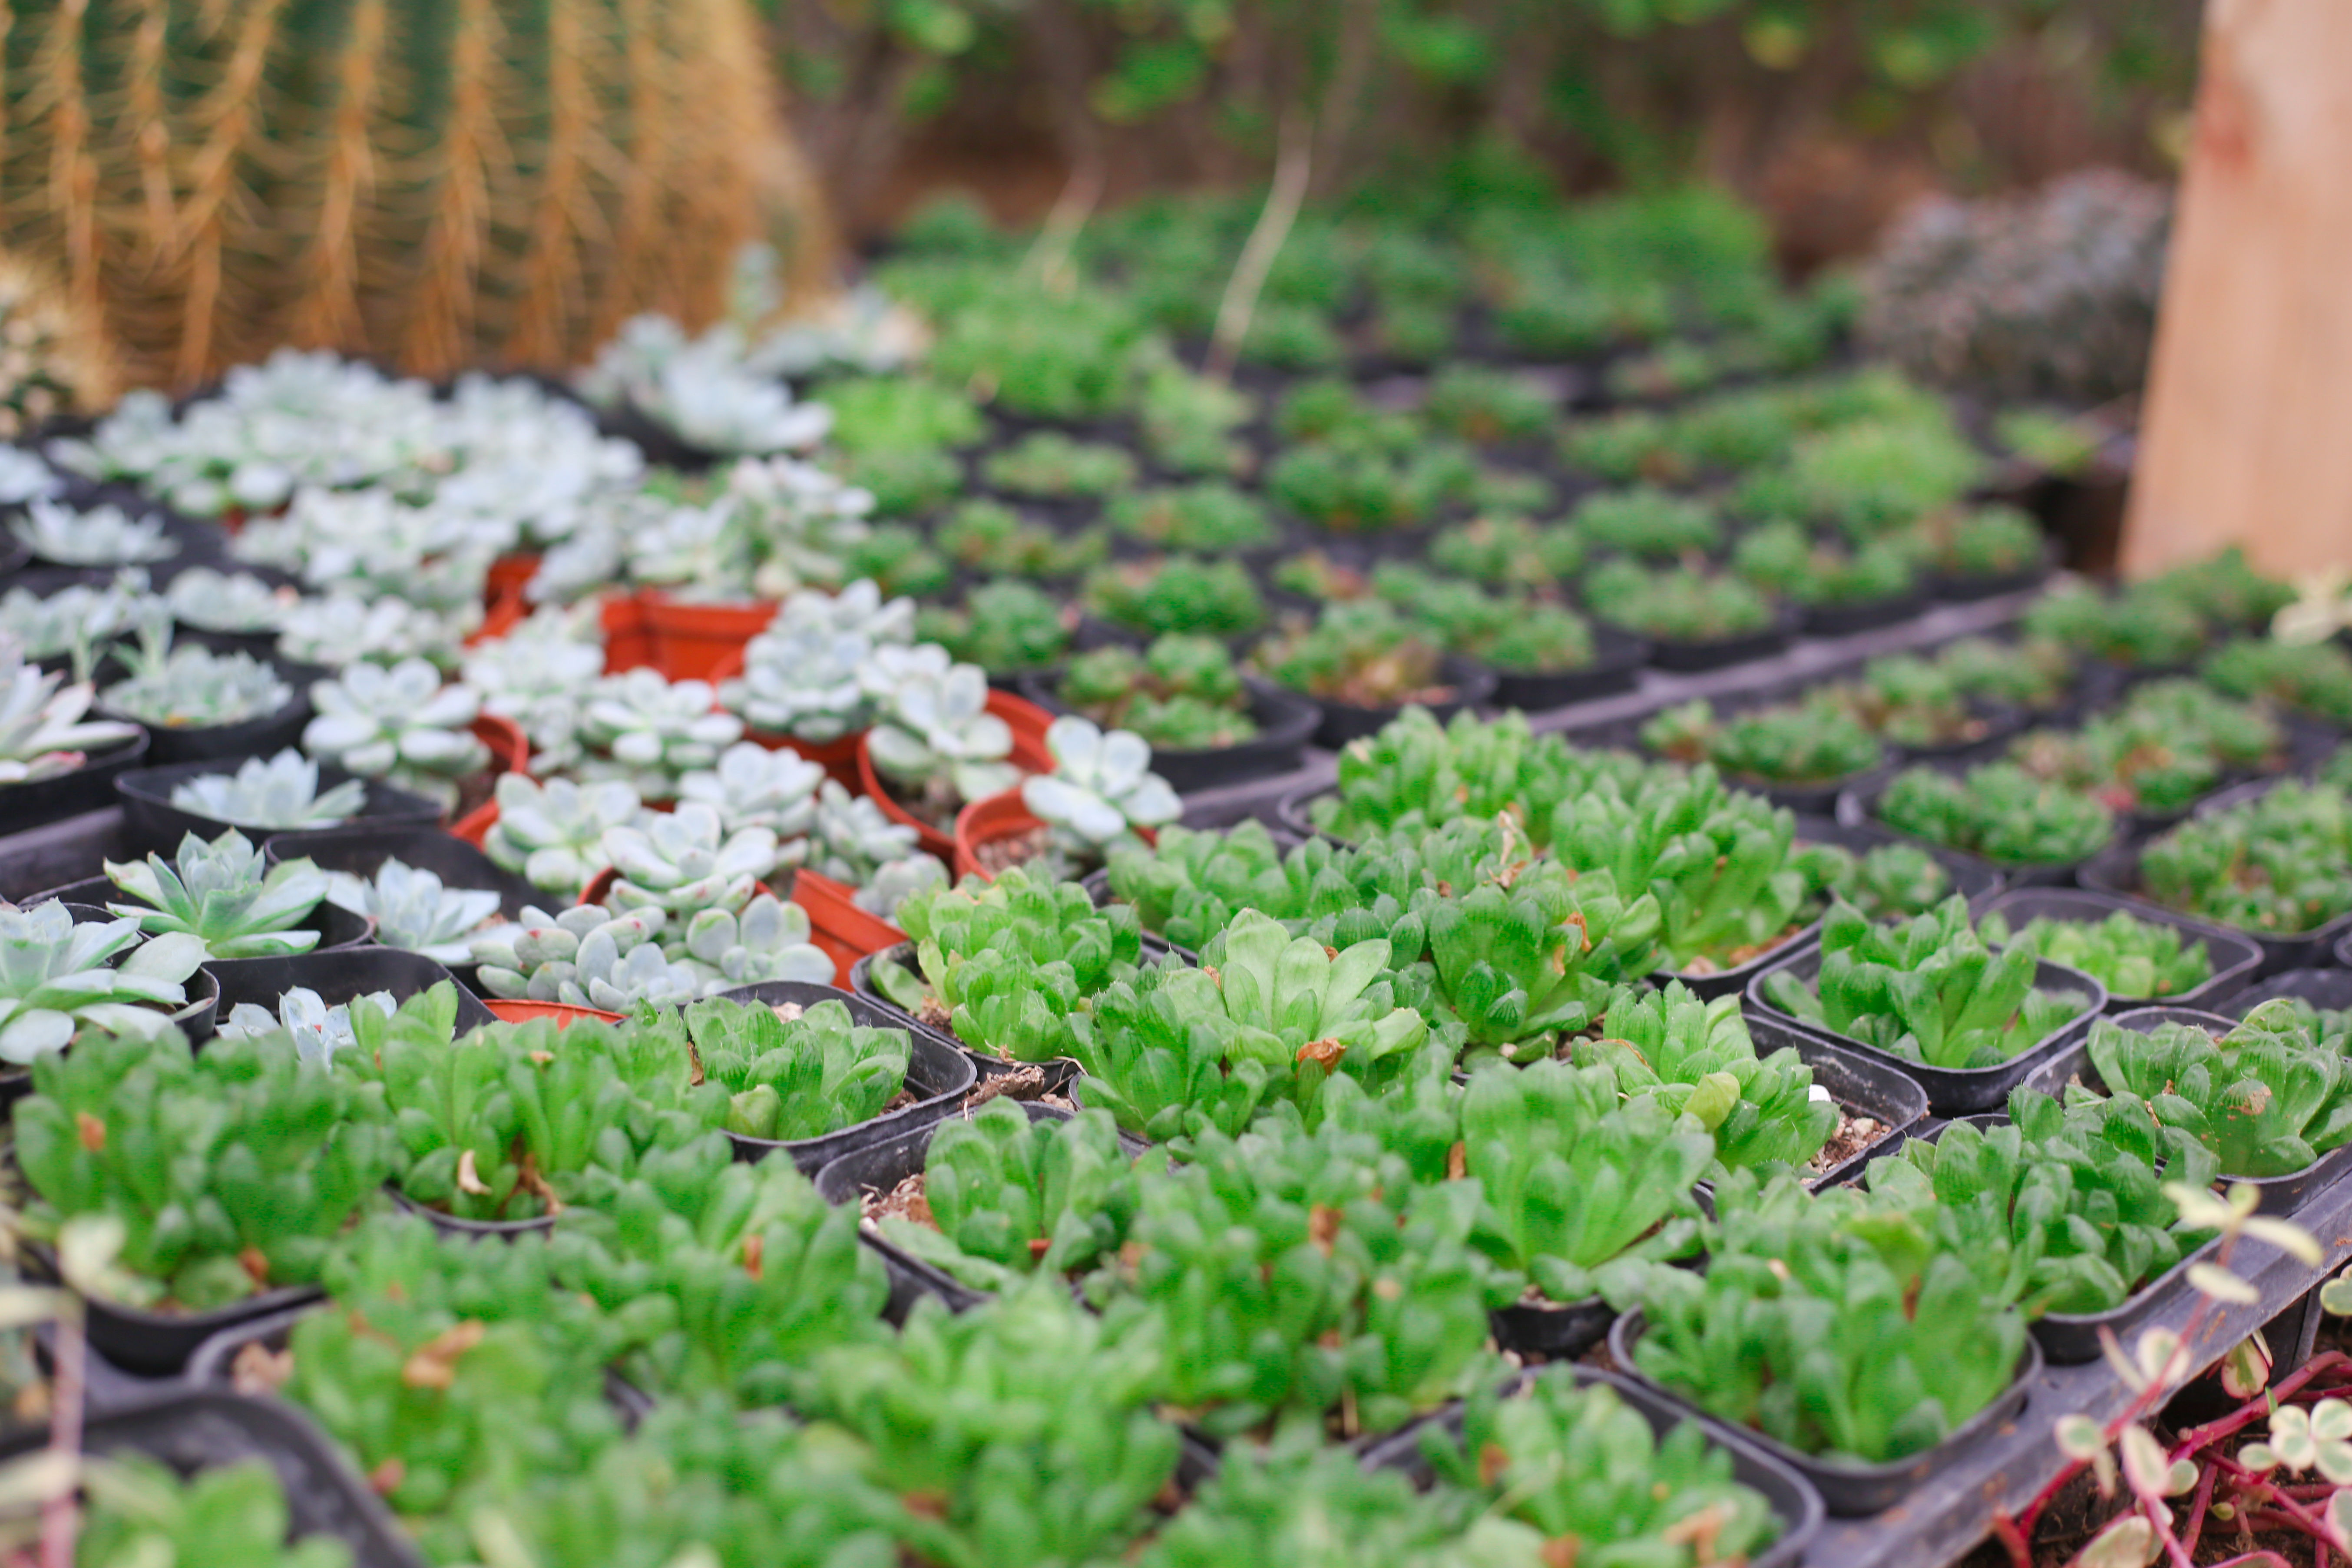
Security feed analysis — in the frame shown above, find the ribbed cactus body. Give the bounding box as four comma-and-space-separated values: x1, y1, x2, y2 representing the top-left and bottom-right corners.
0, 0, 778, 387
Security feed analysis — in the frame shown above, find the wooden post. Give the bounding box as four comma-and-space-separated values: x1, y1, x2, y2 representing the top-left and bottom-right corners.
2122, 0, 2352, 582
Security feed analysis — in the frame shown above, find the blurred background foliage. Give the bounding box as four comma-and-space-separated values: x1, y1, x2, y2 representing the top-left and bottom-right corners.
773, 0, 2200, 266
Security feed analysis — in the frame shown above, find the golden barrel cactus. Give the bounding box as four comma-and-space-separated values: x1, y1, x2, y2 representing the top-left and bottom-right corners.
0, 249, 116, 435
0, 0, 788, 388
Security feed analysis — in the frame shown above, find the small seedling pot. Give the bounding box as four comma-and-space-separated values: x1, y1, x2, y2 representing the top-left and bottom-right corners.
115, 757, 440, 858
640, 591, 777, 682
0, 728, 149, 836
1973, 886, 2263, 1016
96, 654, 322, 768
1747, 1012, 1930, 1191
709, 978, 977, 1174
1840, 763, 2118, 890
791, 868, 907, 989
1356, 1365, 1824, 1568
262, 822, 545, 928
1608, 1309, 2041, 1518
18, 1235, 325, 1379
1015, 674, 1321, 795
203, 947, 497, 1035
2019, 1004, 2352, 1216
1744, 942, 2106, 1117
1485, 624, 1651, 713
0, 1386, 423, 1568
1301, 656, 1499, 751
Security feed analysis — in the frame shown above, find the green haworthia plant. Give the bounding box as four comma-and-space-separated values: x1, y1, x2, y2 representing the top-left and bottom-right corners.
1073, 910, 1436, 1143
1876, 761, 2115, 868
1976, 908, 2213, 1002
2084, 1002, 2352, 1180
879, 868, 1144, 1063
678, 996, 911, 1145
1575, 982, 1838, 1178
877, 1099, 1140, 1292
1309, 707, 1651, 847
2137, 781, 2352, 937
1763, 897, 2091, 1071
1821, 841, 1955, 922
76, 1456, 352, 1568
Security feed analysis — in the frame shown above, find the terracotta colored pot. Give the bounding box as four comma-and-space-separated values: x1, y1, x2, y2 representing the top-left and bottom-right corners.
705, 648, 864, 789
953, 790, 1155, 883
792, 868, 907, 989
465, 595, 528, 648
484, 998, 623, 1027
642, 592, 777, 682
448, 714, 531, 843
988, 688, 1056, 753
486, 552, 543, 605
601, 591, 655, 673
579, 865, 619, 906
856, 718, 1055, 864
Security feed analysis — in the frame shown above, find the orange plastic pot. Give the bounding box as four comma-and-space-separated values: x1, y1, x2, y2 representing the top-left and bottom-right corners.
464, 595, 528, 648
579, 866, 619, 906
642, 592, 777, 682
484, 999, 623, 1027
953, 790, 1154, 883
792, 868, 906, 988
449, 715, 531, 843
486, 552, 542, 606
857, 715, 1055, 864
989, 688, 1055, 753
601, 591, 655, 673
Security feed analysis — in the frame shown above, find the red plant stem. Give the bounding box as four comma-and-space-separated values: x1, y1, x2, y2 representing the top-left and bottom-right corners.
2180, 1460, 2220, 1557
2206, 1453, 2341, 1544
2169, 1352, 2352, 1462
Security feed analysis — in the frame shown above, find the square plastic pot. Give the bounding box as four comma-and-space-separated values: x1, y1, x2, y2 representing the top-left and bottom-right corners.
848, 936, 1176, 1087
1484, 624, 1652, 714
1608, 1309, 2043, 1518
18, 1236, 326, 1379
2018, 1004, 2352, 1217
1744, 943, 2106, 1116
1597, 604, 1800, 674
116, 758, 440, 858
1355, 1365, 1825, 1568
1747, 1012, 1930, 1191
707, 978, 977, 1174
1973, 887, 2264, 1015
2219, 967, 2352, 1019
0, 1387, 423, 1568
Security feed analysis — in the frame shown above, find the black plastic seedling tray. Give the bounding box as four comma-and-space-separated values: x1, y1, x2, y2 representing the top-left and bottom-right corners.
1357, 1365, 1824, 1568
711, 979, 976, 1173
116, 759, 440, 857
1488, 625, 1651, 711
1610, 1309, 2043, 1518
1973, 886, 2265, 1015
2020, 1004, 2352, 1217
0, 1386, 423, 1568
1744, 945, 2106, 1116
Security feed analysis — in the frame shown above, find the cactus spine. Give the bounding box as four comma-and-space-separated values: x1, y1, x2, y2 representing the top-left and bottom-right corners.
0, 0, 782, 387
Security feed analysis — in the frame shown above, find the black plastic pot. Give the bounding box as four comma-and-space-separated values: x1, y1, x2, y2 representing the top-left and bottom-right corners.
1651, 813, 2003, 1003
2077, 778, 2352, 978
1744, 943, 2106, 1116
0, 729, 149, 836
0, 1387, 423, 1568
1973, 887, 2264, 1016
1930, 539, 2058, 603
1800, 586, 1928, 639
262, 823, 546, 926
1299, 656, 1499, 750
2223, 966, 2352, 1019
203, 947, 496, 1035
1604, 605, 1799, 674
1749, 1013, 1931, 1190
0, 806, 130, 903
1608, 1309, 2042, 1518
2019, 1005, 2352, 1216
1356, 1365, 1825, 1568
1840, 766, 2117, 891
34, 873, 373, 954
384, 1185, 555, 1240
1016, 674, 1321, 796
96, 655, 320, 768
116, 758, 440, 857
710, 979, 977, 1173
814, 1100, 1150, 1313
1485, 624, 1651, 714
19, 1236, 326, 1379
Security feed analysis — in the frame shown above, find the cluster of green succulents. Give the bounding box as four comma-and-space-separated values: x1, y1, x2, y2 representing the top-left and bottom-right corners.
102, 828, 327, 959
1573, 486, 1722, 560
2005, 677, 2281, 817
1108, 482, 1279, 552
99, 625, 292, 731
1829, 654, 1995, 750
1877, 761, 2116, 868
1640, 695, 1884, 787
933, 499, 1105, 578
1373, 565, 1598, 675
913, 579, 1073, 676
1428, 513, 1586, 592
2084, 1003, 2352, 1179
1583, 559, 1775, 643
1977, 907, 2214, 1001
1919, 504, 2048, 582
981, 432, 1139, 500
1255, 600, 1450, 708
2202, 636, 2352, 725
1308, 707, 1646, 846
2137, 781, 2352, 936
1730, 519, 1921, 607
1057, 635, 1258, 752
1084, 555, 1267, 641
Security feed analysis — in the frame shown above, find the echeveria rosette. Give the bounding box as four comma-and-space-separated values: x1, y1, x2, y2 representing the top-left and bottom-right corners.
217, 986, 397, 1068
0, 653, 141, 784
1021, 716, 1181, 870
576, 669, 745, 795
165, 749, 369, 832
472, 903, 696, 1011
482, 774, 646, 899
103, 828, 328, 959
325, 858, 503, 965
862, 644, 1019, 812
0, 903, 208, 1063
2084, 1001, 2352, 1180
302, 657, 489, 810
1072, 910, 1435, 1143
1462, 1059, 1712, 1304
602, 801, 784, 920
675, 741, 824, 838
1576, 981, 1838, 1178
